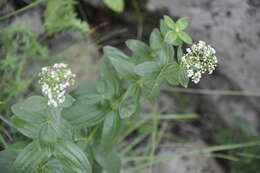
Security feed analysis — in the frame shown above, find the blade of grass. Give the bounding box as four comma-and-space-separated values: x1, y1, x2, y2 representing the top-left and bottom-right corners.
148, 113, 158, 173
236, 152, 260, 159
120, 131, 150, 156
0, 115, 13, 127
0, 133, 8, 148
0, 0, 44, 21
119, 113, 197, 142
122, 141, 260, 173
211, 153, 239, 161
165, 87, 260, 97
147, 114, 197, 120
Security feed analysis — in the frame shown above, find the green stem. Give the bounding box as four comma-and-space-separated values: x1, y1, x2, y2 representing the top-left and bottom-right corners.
165, 86, 260, 97
123, 141, 260, 173
0, 133, 8, 148
148, 114, 158, 173
87, 125, 100, 144
0, 0, 45, 21
120, 131, 150, 156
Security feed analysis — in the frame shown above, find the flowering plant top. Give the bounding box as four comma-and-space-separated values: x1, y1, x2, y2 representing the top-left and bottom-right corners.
182, 41, 218, 83
38, 63, 76, 107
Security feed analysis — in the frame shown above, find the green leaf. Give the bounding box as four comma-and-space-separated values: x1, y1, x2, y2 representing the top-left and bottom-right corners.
171, 37, 183, 46
71, 81, 101, 105
101, 110, 120, 150
92, 160, 103, 173
140, 64, 171, 104
13, 142, 49, 173
11, 101, 72, 142
43, 159, 72, 173
93, 147, 121, 173
12, 95, 47, 113
11, 97, 69, 142
10, 116, 40, 138
108, 57, 136, 79
103, 46, 130, 60
54, 140, 92, 173
164, 31, 178, 44
141, 78, 165, 105
39, 123, 58, 145
71, 79, 120, 105
0, 150, 19, 173
126, 39, 151, 60
104, 46, 136, 79
166, 63, 180, 85
160, 19, 170, 36
56, 118, 73, 140
79, 93, 102, 105
157, 44, 175, 65
104, 0, 124, 12
99, 55, 118, 79
97, 79, 121, 104
150, 28, 164, 50
167, 74, 179, 85
163, 15, 175, 29
119, 84, 140, 119
11, 96, 47, 124
62, 102, 107, 128
37, 109, 72, 146
70, 81, 98, 98
7, 141, 29, 150
178, 31, 193, 44
166, 63, 189, 87
135, 61, 160, 77
176, 17, 189, 31
60, 94, 75, 108
178, 68, 189, 87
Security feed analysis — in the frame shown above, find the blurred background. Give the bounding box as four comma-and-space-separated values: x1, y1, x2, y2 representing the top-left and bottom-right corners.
0, 0, 260, 172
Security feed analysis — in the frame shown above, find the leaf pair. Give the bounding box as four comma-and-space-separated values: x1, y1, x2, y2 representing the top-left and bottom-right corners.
162, 15, 193, 45
12, 140, 92, 173
104, 46, 137, 81
11, 95, 74, 143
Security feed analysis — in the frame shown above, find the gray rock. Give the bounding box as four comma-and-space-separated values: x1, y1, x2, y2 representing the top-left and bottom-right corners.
11, 8, 44, 34
0, 0, 13, 16
152, 140, 224, 173
0, 0, 14, 29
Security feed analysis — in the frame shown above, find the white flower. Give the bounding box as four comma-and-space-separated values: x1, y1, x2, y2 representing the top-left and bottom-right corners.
187, 70, 194, 77
181, 56, 186, 63
181, 41, 218, 84
42, 67, 48, 72
38, 63, 76, 107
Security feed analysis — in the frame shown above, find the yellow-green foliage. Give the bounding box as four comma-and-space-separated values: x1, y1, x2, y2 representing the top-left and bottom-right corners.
44, 0, 90, 35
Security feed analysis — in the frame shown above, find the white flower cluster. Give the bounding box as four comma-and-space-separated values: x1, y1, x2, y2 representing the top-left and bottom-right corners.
38, 63, 76, 107
181, 41, 218, 83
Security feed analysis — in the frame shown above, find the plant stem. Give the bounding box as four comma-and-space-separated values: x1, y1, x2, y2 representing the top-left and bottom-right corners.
87, 125, 100, 144
123, 141, 260, 173
0, 0, 45, 21
165, 86, 260, 97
